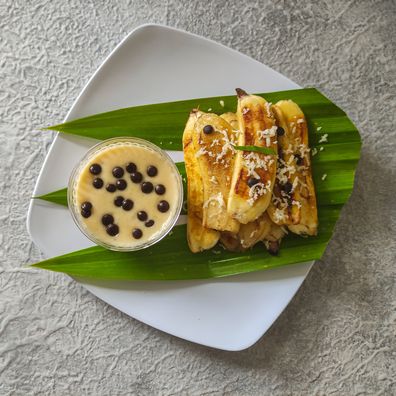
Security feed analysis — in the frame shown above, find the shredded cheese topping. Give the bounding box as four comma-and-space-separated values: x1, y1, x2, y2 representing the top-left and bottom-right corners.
247, 180, 271, 206
203, 192, 224, 209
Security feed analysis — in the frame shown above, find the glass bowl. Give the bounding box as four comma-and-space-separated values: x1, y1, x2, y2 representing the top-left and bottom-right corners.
68, 137, 183, 252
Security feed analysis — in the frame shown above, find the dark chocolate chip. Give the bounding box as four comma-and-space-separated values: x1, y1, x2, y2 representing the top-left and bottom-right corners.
122, 199, 133, 211
157, 200, 169, 213
132, 228, 143, 239
93, 178, 103, 189
106, 183, 116, 192
141, 181, 153, 194
295, 154, 304, 166
112, 167, 124, 178
137, 211, 148, 221
283, 181, 293, 194
81, 209, 91, 218
247, 177, 260, 187
130, 172, 143, 183
126, 162, 137, 173
155, 184, 166, 195
203, 125, 214, 134
106, 223, 119, 236
89, 163, 101, 175
114, 196, 124, 207
145, 220, 155, 227
101, 214, 114, 226
277, 126, 285, 136
147, 165, 158, 177
81, 201, 92, 211
116, 179, 127, 190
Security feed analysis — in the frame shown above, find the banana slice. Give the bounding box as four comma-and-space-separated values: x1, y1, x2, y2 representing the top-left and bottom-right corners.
183, 113, 220, 252
192, 111, 240, 233
227, 88, 278, 224
267, 100, 318, 236
220, 212, 285, 252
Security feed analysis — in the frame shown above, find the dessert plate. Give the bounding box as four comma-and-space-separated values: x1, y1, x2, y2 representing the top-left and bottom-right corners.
27, 24, 312, 351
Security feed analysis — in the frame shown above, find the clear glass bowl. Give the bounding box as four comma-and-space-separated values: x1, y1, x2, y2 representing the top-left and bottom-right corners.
68, 137, 183, 252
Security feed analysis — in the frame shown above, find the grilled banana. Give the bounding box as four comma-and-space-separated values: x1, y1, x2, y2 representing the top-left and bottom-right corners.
192, 110, 240, 233
183, 113, 220, 252
220, 212, 285, 252
227, 88, 278, 224
267, 100, 318, 236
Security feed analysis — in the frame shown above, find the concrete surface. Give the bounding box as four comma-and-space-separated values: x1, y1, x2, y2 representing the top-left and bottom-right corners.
1, 0, 395, 394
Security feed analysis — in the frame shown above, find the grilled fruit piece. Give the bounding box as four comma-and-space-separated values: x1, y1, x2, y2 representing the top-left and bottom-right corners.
267, 100, 318, 236
192, 111, 240, 233
220, 212, 285, 252
227, 88, 278, 224
183, 113, 220, 252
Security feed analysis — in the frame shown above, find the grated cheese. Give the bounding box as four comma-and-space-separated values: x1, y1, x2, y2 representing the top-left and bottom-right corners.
317, 126, 322, 131
321, 173, 327, 181
273, 208, 286, 222
247, 181, 271, 206
207, 108, 212, 112
219, 100, 225, 107
292, 200, 302, 208
242, 107, 250, 115
203, 192, 224, 208
311, 147, 318, 156
210, 176, 218, 184
319, 134, 328, 143
319, 146, 324, 151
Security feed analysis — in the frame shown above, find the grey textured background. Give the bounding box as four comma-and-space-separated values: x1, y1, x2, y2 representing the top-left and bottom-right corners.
1, 0, 395, 394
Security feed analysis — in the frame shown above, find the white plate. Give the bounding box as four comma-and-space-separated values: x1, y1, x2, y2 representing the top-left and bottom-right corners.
27, 24, 312, 351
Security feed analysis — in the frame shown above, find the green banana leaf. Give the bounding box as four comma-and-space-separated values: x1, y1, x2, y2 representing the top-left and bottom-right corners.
32, 88, 361, 280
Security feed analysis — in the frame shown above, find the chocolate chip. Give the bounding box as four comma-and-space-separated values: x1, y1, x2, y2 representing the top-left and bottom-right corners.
114, 196, 124, 207
295, 154, 304, 166
81, 201, 92, 211
106, 223, 119, 236
81, 209, 91, 218
132, 228, 143, 239
277, 126, 285, 136
130, 172, 143, 183
137, 211, 148, 221
141, 181, 153, 194
93, 178, 103, 189
101, 214, 114, 226
89, 163, 101, 175
147, 165, 158, 177
112, 167, 124, 178
106, 183, 116, 192
283, 181, 293, 194
116, 179, 127, 190
155, 184, 166, 195
247, 177, 260, 187
157, 200, 169, 213
122, 199, 133, 211
145, 220, 154, 227
203, 125, 214, 134
126, 162, 137, 173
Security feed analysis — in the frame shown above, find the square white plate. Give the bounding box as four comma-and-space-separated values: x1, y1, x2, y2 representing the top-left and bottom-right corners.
27, 24, 312, 351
